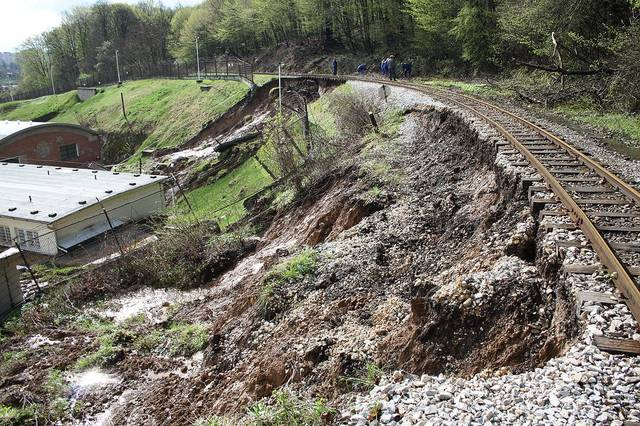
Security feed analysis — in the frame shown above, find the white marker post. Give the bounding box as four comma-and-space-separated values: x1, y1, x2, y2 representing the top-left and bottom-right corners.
278, 63, 283, 115
116, 49, 121, 84
196, 36, 201, 81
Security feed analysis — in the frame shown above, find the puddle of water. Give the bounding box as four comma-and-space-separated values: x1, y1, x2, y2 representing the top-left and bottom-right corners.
27, 334, 61, 349
70, 369, 120, 390
68, 368, 121, 414
98, 287, 210, 323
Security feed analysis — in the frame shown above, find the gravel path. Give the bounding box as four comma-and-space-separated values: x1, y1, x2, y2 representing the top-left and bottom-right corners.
341, 80, 640, 426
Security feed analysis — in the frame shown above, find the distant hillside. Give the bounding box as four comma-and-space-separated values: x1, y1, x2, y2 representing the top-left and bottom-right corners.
0, 79, 249, 164
0, 52, 18, 84
0, 52, 16, 66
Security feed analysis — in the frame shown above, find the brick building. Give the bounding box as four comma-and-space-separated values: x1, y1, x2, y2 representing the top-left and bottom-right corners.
0, 121, 103, 167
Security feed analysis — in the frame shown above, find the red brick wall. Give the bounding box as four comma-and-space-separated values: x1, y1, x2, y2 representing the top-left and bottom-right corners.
0, 127, 101, 168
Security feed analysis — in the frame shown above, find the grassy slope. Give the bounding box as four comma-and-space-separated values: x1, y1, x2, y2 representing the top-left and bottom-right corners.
0, 91, 80, 121
181, 156, 274, 229
420, 78, 640, 158
0, 79, 250, 165
54, 79, 249, 159
177, 84, 348, 229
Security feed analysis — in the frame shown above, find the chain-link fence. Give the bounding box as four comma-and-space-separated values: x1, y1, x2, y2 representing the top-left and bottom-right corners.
0, 55, 254, 104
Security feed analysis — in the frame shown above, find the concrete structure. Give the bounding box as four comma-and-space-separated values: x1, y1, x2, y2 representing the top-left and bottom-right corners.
77, 87, 98, 101
0, 248, 22, 317
0, 121, 103, 167
0, 162, 168, 255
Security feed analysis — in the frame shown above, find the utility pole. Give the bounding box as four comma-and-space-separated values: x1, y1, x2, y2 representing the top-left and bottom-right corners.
49, 63, 56, 95
278, 63, 283, 115
116, 49, 122, 84
196, 36, 201, 81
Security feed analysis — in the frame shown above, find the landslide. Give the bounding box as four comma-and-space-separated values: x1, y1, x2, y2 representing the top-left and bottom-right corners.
103, 107, 577, 423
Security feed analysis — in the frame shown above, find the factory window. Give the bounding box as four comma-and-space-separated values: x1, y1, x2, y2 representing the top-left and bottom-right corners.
15, 228, 41, 250
0, 226, 11, 245
59, 143, 79, 161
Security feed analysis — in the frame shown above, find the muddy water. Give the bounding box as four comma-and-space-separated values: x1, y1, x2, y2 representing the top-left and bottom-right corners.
96, 287, 212, 323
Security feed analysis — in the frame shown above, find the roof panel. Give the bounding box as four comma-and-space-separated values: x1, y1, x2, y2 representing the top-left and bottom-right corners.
0, 121, 44, 140
0, 163, 168, 224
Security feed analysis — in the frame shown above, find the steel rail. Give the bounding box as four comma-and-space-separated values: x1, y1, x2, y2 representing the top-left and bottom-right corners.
268, 72, 640, 324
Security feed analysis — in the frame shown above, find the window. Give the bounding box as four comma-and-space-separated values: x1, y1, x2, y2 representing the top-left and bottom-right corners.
0, 226, 11, 245
59, 143, 79, 161
15, 228, 41, 250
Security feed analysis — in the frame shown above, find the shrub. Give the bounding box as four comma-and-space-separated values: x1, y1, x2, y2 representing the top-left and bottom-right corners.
248, 389, 333, 426
165, 323, 209, 357
257, 249, 318, 319
339, 362, 384, 391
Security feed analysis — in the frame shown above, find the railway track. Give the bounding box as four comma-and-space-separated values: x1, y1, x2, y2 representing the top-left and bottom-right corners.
278, 73, 640, 353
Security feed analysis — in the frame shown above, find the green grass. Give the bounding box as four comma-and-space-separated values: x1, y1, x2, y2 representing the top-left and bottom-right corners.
554, 105, 640, 158
165, 323, 208, 356
0, 79, 250, 166
74, 334, 119, 370
178, 156, 274, 228
420, 79, 506, 96
307, 84, 355, 137
0, 91, 79, 121
54, 79, 249, 161
0, 404, 38, 425
340, 362, 383, 391
257, 249, 317, 318
248, 389, 333, 426
253, 74, 277, 86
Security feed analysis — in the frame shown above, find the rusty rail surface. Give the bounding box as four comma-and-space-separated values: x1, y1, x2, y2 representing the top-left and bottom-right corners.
269, 72, 640, 326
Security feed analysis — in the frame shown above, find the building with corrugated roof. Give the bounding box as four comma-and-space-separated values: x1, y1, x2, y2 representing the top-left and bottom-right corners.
0, 162, 167, 255
0, 121, 103, 167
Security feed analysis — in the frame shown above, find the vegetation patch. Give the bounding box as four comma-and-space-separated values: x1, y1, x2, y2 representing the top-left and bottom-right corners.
339, 362, 384, 391
178, 157, 274, 228
258, 249, 318, 319
248, 389, 333, 426
0, 91, 79, 121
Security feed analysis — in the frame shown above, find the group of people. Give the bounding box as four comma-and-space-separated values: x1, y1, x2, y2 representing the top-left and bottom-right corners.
331, 57, 413, 80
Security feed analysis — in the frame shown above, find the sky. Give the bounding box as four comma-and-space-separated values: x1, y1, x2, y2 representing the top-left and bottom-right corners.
0, 0, 202, 52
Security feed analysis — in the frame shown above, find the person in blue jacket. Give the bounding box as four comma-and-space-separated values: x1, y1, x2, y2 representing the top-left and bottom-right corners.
332, 58, 338, 76
381, 59, 388, 77
357, 64, 366, 76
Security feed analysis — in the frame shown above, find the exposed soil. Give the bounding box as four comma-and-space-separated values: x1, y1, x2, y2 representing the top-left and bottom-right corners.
0, 87, 580, 424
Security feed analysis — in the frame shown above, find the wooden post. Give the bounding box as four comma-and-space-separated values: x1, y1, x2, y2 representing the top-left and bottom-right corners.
254, 155, 277, 180
14, 242, 41, 293
369, 112, 379, 133
97, 199, 125, 257
139, 158, 142, 175
120, 93, 127, 121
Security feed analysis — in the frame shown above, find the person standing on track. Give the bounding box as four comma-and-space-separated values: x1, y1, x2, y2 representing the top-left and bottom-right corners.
402, 60, 413, 78
332, 58, 338, 76
381, 58, 388, 78
387, 55, 397, 81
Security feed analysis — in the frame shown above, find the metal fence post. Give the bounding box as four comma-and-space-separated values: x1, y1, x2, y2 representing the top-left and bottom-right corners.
172, 174, 200, 224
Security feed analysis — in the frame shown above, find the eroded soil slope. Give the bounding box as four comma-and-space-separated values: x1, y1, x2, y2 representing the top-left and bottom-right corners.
98, 108, 575, 423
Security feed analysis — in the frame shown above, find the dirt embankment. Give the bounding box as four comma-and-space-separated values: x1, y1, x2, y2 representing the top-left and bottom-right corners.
0, 91, 579, 424
96, 107, 577, 423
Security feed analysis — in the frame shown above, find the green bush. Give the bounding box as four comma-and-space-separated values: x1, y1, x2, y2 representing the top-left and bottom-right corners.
165, 323, 209, 357
257, 249, 317, 319
248, 389, 333, 426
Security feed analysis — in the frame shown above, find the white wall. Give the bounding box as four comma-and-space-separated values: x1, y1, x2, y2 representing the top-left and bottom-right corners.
0, 216, 59, 256
52, 181, 165, 250
0, 248, 24, 316
0, 181, 165, 256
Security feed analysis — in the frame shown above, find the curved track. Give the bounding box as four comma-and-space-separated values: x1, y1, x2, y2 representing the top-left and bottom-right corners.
278, 73, 640, 331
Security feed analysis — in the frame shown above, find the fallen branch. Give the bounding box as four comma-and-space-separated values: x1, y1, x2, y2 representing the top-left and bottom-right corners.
515, 61, 615, 76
